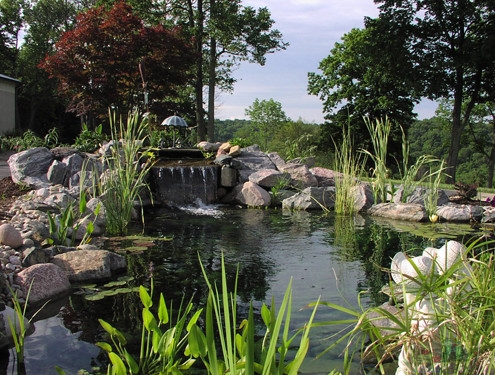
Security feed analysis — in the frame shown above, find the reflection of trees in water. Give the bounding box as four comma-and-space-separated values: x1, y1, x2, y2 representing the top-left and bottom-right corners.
328, 215, 438, 306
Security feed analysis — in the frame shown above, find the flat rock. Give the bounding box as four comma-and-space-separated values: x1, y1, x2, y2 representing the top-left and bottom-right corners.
248, 169, 290, 189
310, 167, 342, 187
368, 203, 427, 222
52, 250, 127, 282
437, 203, 483, 222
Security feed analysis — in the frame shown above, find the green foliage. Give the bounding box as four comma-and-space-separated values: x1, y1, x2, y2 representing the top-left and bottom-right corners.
97, 110, 155, 236
188, 254, 318, 375
360, 117, 392, 203
7, 280, 48, 368
74, 124, 108, 153
244, 98, 288, 151
308, 25, 418, 156
214, 120, 251, 143
98, 282, 198, 375
228, 137, 251, 148
333, 125, 363, 215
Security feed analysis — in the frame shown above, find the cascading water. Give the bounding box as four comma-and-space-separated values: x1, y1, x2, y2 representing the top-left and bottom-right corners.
151, 162, 219, 207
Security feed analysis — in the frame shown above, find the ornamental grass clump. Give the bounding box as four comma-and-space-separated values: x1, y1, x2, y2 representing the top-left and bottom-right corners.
361, 117, 392, 204
333, 124, 364, 216
98, 110, 155, 235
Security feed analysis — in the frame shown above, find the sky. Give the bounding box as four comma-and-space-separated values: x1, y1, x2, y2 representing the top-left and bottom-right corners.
215, 0, 437, 123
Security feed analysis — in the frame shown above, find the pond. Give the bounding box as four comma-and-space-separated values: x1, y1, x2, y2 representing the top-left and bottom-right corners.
5, 206, 478, 375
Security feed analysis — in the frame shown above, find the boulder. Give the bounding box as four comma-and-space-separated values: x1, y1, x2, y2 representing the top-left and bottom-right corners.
21, 247, 50, 267
351, 183, 375, 212
280, 163, 318, 189
63, 153, 85, 186
52, 250, 127, 282
368, 203, 427, 222
234, 181, 271, 207
310, 167, 343, 187
220, 166, 238, 187
15, 263, 71, 304
229, 145, 241, 157
282, 187, 335, 210
237, 146, 277, 172
436, 203, 483, 222
267, 152, 287, 170
47, 160, 67, 186
0, 224, 24, 249
248, 169, 290, 189
8, 147, 54, 188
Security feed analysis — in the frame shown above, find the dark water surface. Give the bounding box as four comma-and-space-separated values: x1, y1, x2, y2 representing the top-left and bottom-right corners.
7, 206, 456, 375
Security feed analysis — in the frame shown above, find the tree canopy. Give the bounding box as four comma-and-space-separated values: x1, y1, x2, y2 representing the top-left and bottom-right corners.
309, 0, 495, 183
40, 1, 196, 123
308, 20, 420, 159
374, 0, 495, 183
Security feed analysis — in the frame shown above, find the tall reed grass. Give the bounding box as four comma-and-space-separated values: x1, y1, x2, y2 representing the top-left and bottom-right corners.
333, 125, 364, 215
98, 110, 155, 235
361, 117, 392, 203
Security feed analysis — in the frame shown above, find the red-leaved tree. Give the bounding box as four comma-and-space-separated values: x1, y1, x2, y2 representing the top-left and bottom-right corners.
40, 1, 196, 122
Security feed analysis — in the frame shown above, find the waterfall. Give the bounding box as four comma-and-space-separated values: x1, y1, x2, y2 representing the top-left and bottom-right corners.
151, 165, 219, 207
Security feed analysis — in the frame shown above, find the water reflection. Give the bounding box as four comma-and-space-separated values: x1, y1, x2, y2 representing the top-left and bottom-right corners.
12, 207, 466, 374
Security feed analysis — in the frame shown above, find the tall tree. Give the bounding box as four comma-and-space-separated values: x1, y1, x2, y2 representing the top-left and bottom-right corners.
244, 98, 288, 151
168, 0, 287, 142
308, 21, 420, 158
375, 0, 495, 183
0, 0, 25, 75
40, 1, 196, 124
16, 0, 79, 133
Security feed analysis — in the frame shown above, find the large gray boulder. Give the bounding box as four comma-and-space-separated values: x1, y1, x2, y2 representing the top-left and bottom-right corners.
436, 203, 483, 222
351, 183, 375, 212
280, 164, 318, 189
8, 147, 54, 188
248, 169, 290, 189
52, 250, 127, 282
236, 146, 278, 181
282, 187, 335, 210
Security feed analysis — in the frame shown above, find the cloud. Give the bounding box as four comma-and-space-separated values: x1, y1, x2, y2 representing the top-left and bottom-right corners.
216, 1, 385, 123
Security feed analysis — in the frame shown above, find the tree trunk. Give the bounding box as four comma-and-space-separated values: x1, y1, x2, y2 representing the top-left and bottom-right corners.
445, 69, 465, 185
207, 35, 216, 142
190, 0, 205, 142
488, 119, 495, 188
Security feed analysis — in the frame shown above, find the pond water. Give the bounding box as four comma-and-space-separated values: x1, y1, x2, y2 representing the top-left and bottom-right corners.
5, 206, 476, 375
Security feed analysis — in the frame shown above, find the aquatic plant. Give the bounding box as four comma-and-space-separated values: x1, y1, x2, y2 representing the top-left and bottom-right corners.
97, 110, 155, 235
333, 124, 363, 215
361, 117, 392, 203
188, 254, 318, 375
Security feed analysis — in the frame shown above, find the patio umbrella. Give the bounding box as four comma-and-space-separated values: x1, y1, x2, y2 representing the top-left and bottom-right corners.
161, 115, 188, 147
